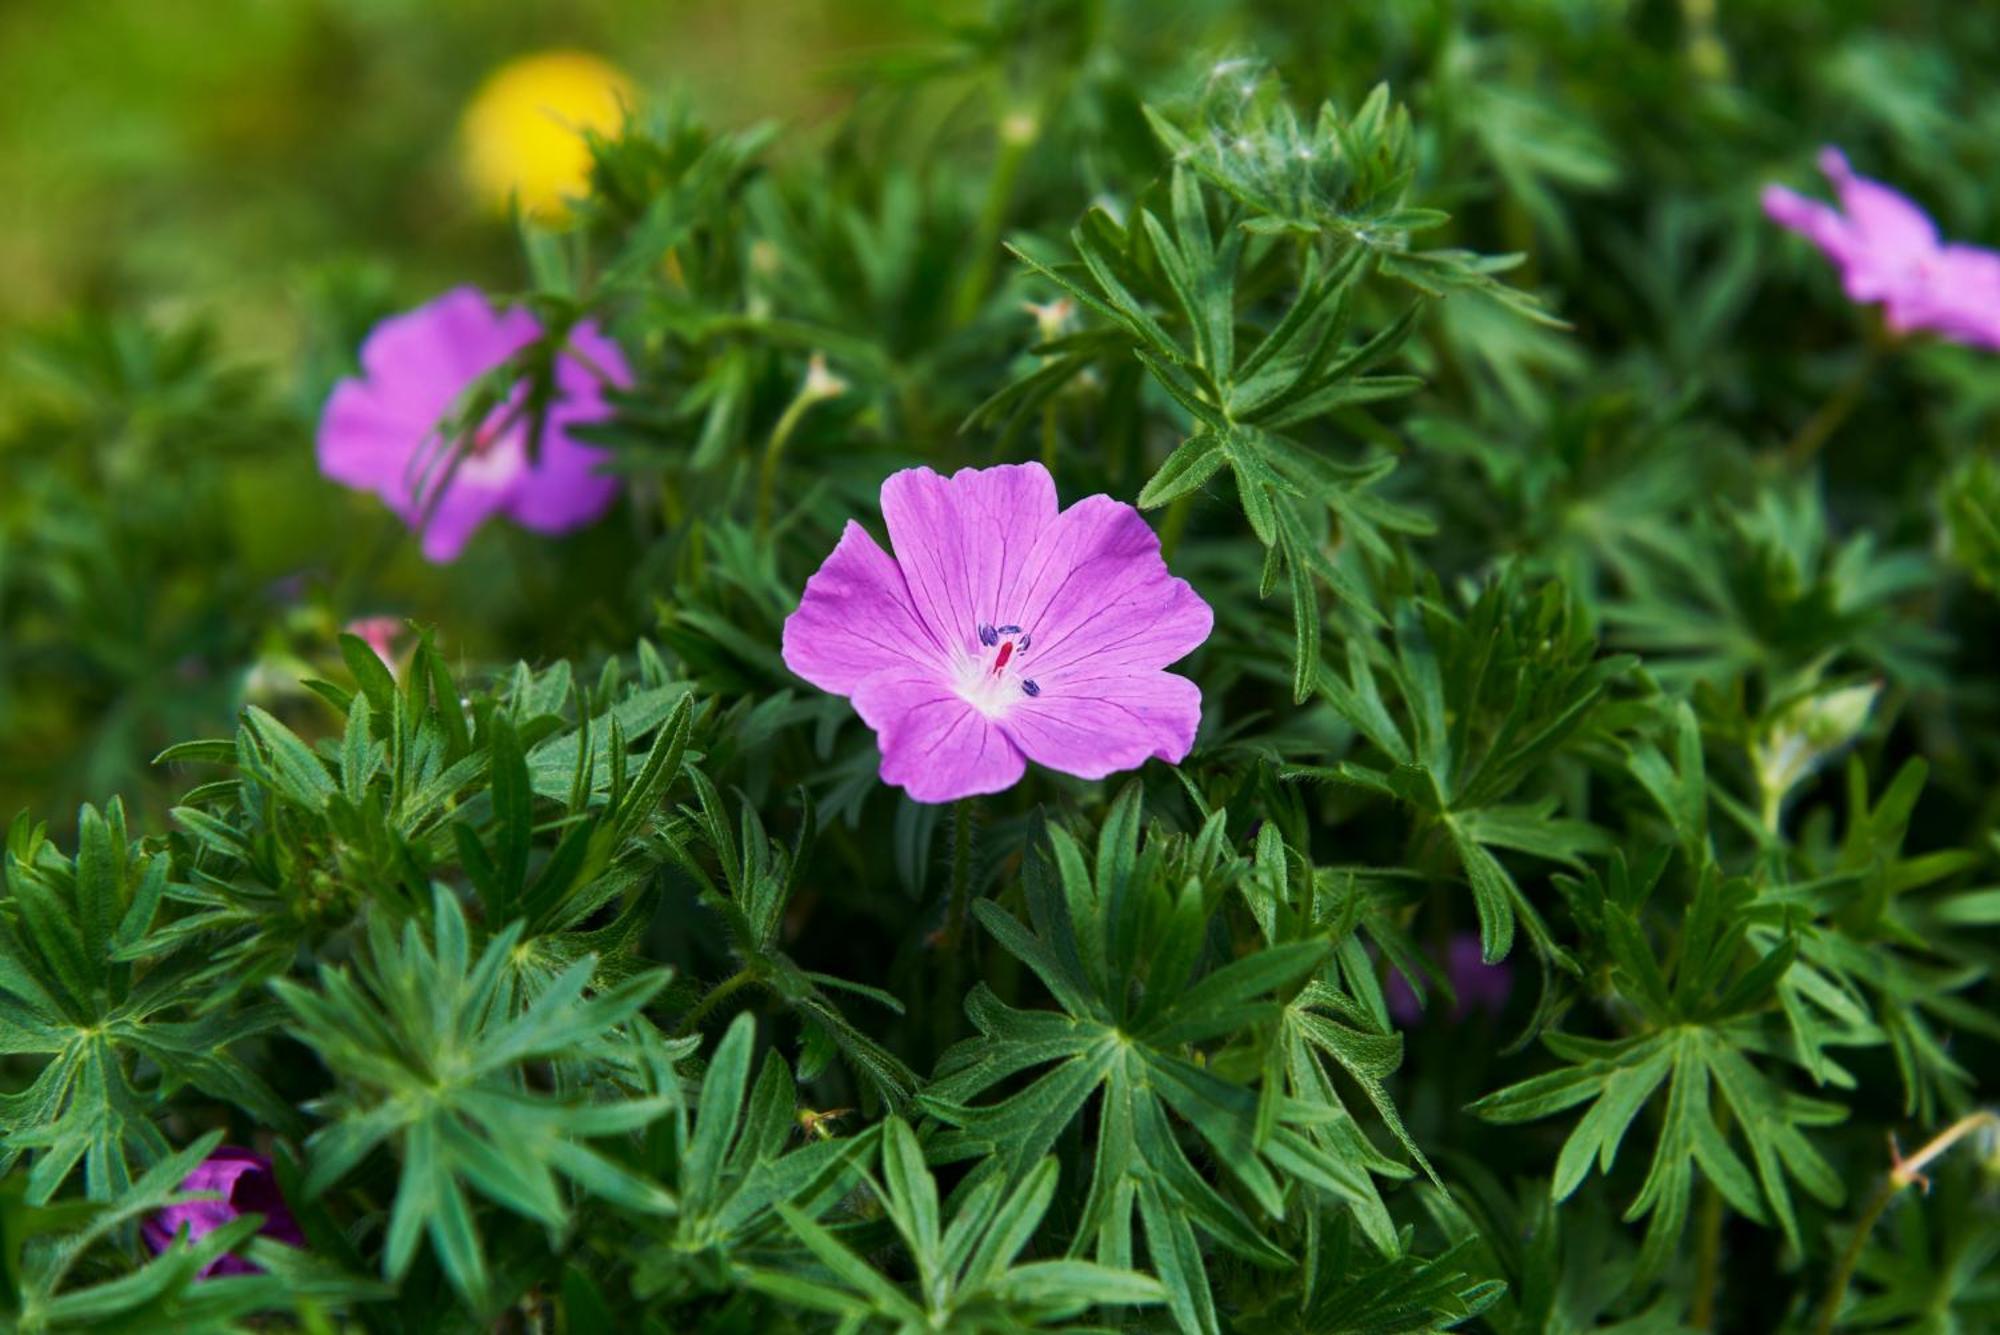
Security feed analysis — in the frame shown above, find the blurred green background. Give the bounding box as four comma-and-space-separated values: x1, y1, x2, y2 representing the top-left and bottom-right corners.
0, 0, 914, 813
0, 0, 891, 346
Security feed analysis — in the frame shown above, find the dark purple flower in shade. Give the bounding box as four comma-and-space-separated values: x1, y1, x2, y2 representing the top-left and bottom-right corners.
1762, 148, 2000, 351
781, 462, 1212, 803
317, 286, 631, 562
142, 1147, 305, 1278
1385, 933, 1513, 1026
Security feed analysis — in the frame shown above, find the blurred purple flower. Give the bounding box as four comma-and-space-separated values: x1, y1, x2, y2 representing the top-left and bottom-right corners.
317, 286, 631, 562
142, 1147, 305, 1278
1762, 148, 2000, 351
781, 462, 1211, 803
1386, 933, 1513, 1025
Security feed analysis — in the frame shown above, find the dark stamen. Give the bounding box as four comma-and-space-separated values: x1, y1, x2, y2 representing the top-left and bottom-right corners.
1021, 679, 1041, 697
977, 624, 998, 647
1018, 632, 1032, 650
996, 624, 1022, 635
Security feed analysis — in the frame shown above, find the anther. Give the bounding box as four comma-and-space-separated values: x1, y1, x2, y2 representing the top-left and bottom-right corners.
977, 624, 998, 647
1021, 679, 1041, 697
996, 624, 1022, 635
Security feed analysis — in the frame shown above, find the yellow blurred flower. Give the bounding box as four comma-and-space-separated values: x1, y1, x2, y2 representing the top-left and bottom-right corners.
460, 51, 634, 221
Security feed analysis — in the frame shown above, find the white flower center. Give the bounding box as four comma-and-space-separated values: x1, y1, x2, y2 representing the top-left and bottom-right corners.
951, 623, 1041, 718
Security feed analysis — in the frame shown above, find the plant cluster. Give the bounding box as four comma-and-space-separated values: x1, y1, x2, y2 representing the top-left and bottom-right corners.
2, 2, 1998, 1331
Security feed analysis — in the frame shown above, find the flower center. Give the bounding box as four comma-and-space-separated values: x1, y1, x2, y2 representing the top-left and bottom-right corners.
956, 622, 1042, 715
454, 408, 528, 486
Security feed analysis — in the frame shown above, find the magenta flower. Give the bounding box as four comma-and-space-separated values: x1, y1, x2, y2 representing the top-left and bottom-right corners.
317, 286, 631, 562
142, 1147, 305, 1278
1385, 933, 1513, 1025
782, 462, 1212, 803
1762, 148, 2000, 350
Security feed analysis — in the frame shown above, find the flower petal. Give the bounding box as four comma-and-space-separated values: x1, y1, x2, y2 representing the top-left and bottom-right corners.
853, 666, 1026, 802
416, 480, 509, 562
1006, 494, 1213, 676
359, 285, 538, 390
317, 378, 429, 496
1761, 184, 1856, 265
999, 669, 1201, 781
784, 522, 946, 695
505, 319, 629, 533
1912, 246, 2000, 349
880, 463, 1060, 652
1819, 147, 1937, 261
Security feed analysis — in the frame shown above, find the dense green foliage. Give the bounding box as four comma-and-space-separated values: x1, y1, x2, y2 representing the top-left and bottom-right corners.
2, 2, 1998, 1331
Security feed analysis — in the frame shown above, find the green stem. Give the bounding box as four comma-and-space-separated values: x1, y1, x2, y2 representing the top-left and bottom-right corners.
673, 967, 757, 1038
1691, 1094, 1736, 1329
1691, 1174, 1724, 1330
934, 800, 979, 1055
944, 799, 975, 952
1758, 782, 1783, 841
754, 388, 821, 541
951, 117, 1035, 328
1812, 1112, 2000, 1335
1812, 1177, 1897, 1335
1783, 344, 1879, 469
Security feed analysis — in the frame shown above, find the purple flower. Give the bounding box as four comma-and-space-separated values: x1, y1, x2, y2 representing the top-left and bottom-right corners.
781, 462, 1212, 803
1385, 933, 1513, 1026
1762, 148, 2000, 351
142, 1147, 305, 1278
317, 286, 631, 562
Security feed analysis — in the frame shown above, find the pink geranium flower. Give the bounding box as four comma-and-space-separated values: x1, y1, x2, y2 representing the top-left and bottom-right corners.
1762, 148, 2000, 351
142, 1147, 306, 1278
782, 462, 1212, 803
317, 286, 631, 562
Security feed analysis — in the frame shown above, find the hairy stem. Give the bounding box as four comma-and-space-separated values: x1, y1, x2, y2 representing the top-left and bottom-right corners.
951, 114, 1036, 328
753, 388, 821, 541
673, 967, 757, 1038
1812, 1112, 2000, 1335
944, 799, 976, 952
934, 800, 979, 1054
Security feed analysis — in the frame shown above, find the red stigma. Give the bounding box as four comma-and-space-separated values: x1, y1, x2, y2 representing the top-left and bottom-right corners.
991, 640, 1014, 674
